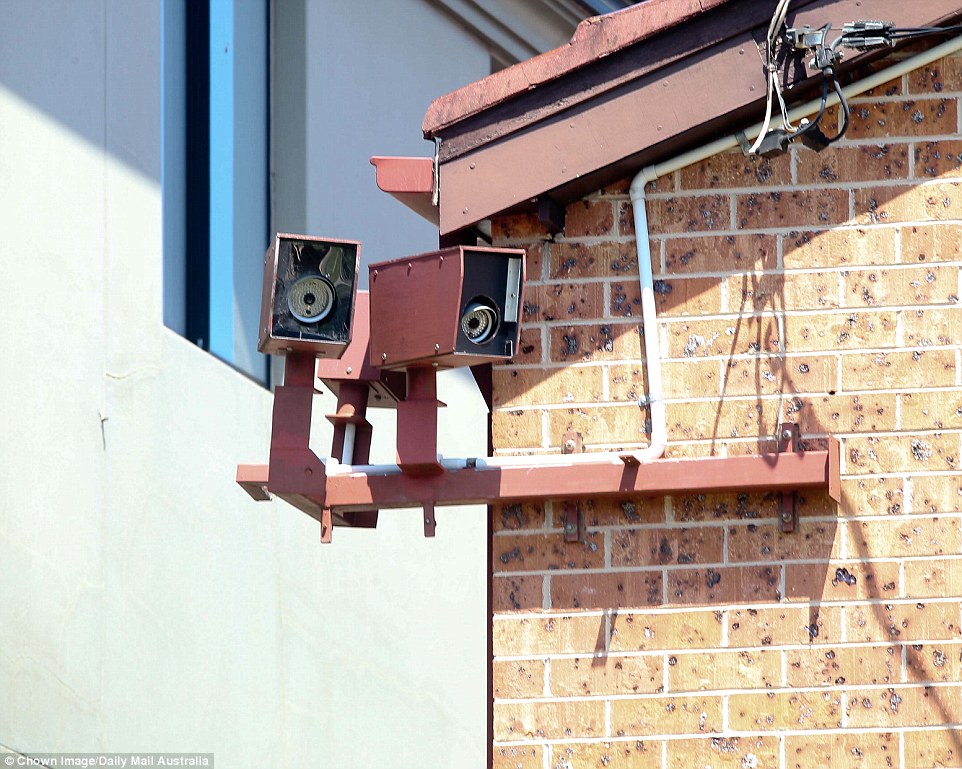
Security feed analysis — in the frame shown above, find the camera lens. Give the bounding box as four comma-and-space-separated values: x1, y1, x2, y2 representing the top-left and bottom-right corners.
288, 275, 335, 323
460, 299, 499, 344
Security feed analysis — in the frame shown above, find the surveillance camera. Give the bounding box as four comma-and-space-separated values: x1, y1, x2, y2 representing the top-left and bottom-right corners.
258, 233, 360, 357
368, 245, 525, 369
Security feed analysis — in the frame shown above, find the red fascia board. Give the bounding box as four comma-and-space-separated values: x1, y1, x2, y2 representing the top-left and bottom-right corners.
370, 156, 437, 225
422, 0, 733, 137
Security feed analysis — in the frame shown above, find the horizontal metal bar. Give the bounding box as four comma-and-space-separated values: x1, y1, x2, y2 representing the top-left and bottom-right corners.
239, 446, 834, 517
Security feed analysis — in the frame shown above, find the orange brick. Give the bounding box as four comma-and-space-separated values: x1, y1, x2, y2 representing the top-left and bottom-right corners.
494, 699, 605, 740
909, 475, 962, 514
664, 398, 785, 443
908, 60, 948, 95
784, 560, 900, 603
901, 391, 962, 432
844, 434, 959, 475
551, 571, 663, 611
846, 684, 962, 728
904, 728, 962, 769
646, 194, 729, 235
611, 526, 724, 568
611, 695, 722, 736
549, 323, 642, 364
784, 732, 898, 769
664, 233, 777, 274
788, 393, 898, 434
838, 476, 905, 516
901, 222, 962, 264
840, 349, 956, 391
551, 740, 662, 769
651, 360, 720, 399
729, 690, 842, 730
666, 565, 780, 606
842, 265, 958, 307
796, 143, 910, 184
860, 71, 903, 98
721, 358, 808, 398
493, 659, 545, 699
796, 488, 837, 518
666, 736, 778, 769
854, 182, 962, 225
786, 645, 900, 687
500, 326, 543, 366
672, 492, 781, 522
662, 316, 782, 358
610, 609, 724, 652
846, 517, 962, 559
612, 277, 725, 318
523, 282, 605, 322
845, 98, 958, 140
905, 560, 962, 599
779, 271, 842, 311
550, 654, 662, 696
728, 521, 842, 563
582, 496, 667, 527
492, 409, 542, 450
906, 642, 962, 683
492, 213, 553, 243
736, 189, 849, 229
493, 745, 543, 769
783, 227, 897, 269
726, 606, 843, 646
525, 242, 546, 281
493, 532, 605, 573
668, 649, 779, 692
783, 311, 898, 352
546, 405, 646, 447
915, 139, 962, 179
492, 367, 603, 409
550, 241, 649, 280
680, 151, 791, 190
493, 501, 547, 532
902, 307, 962, 347
945, 52, 962, 88
565, 199, 615, 237
493, 615, 608, 656
493, 575, 544, 612
846, 601, 962, 642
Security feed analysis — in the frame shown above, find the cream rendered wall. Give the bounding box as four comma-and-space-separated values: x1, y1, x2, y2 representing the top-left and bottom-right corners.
0, 1, 502, 766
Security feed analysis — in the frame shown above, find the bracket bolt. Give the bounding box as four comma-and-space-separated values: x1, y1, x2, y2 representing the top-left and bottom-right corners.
781, 429, 793, 441
564, 438, 577, 452
781, 510, 792, 522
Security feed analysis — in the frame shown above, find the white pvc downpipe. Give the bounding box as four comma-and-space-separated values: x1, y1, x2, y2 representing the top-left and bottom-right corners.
327, 162, 666, 476
324, 36, 962, 479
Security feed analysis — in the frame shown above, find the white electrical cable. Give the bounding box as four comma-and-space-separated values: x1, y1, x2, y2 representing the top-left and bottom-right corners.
749, 0, 794, 153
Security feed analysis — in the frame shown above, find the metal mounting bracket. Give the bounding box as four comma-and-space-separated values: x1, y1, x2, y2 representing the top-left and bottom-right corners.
777, 422, 801, 533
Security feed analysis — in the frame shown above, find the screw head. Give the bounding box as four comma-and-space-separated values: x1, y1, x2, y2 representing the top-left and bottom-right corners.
781, 429, 793, 441
564, 438, 577, 452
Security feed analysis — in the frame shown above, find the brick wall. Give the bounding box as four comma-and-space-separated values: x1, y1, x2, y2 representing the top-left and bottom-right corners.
489, 54, 962, 769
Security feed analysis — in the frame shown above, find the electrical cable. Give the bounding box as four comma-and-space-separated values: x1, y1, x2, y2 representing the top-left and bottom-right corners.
748, 0, 794, 154
751, 16, 962, 155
